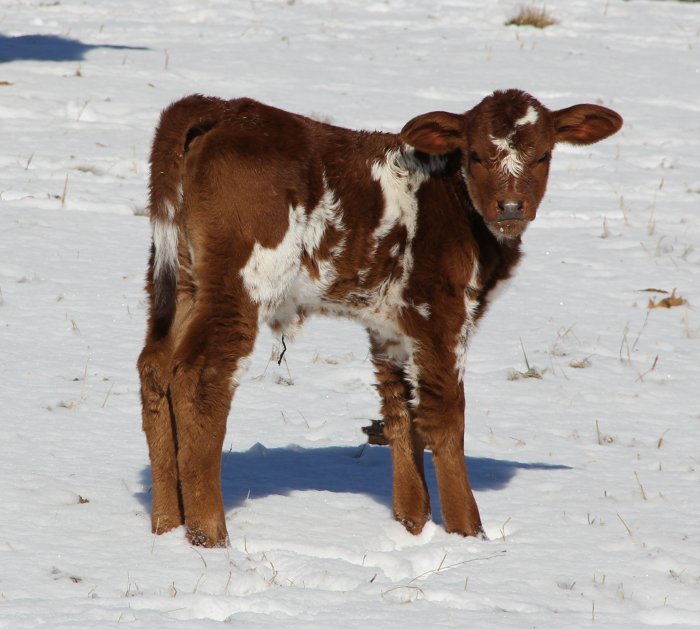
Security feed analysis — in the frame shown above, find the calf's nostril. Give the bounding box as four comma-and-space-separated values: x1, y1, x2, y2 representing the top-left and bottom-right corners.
497, 200, 524, 214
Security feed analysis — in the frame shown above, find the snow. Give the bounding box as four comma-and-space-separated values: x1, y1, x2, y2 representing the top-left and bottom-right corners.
1, 0, 700, 626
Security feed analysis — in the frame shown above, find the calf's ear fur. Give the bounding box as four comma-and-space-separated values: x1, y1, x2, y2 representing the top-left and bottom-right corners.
400, 111, 465, 154
553, 104, 623, 145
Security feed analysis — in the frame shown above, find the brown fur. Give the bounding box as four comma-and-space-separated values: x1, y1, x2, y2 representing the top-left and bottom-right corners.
138, 90, 622, 546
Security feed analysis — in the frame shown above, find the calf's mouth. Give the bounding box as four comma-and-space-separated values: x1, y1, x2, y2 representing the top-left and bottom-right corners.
489, 218, 529, 239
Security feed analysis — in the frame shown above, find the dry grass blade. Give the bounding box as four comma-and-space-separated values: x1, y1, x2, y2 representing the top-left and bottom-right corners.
60, 174, 69, 208
509, 339, 543, 380
634, 472, 647, 501
616, 513, 633, 537
647, 288, 687, 309
506, 6, 558, 29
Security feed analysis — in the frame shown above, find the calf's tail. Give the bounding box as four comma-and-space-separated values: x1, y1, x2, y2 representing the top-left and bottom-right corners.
146, 94, 226, 329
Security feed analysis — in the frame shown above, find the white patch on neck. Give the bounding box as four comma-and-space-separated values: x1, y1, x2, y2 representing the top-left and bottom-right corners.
515, 105, 538, 127
364, 147, 432, 312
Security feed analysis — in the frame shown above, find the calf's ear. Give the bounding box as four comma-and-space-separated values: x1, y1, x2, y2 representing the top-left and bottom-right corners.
400, 111, 465, 154
553, 104, 623, 145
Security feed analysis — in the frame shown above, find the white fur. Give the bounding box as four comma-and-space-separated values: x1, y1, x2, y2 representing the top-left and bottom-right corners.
152, 219, 178, 281
230, 354, 252, 389
414, 302, 431, 319
515, 105, 538, 127
241, 204, 308, 317
454, 260, 481, 380
489, 106, 537, 177
364, 148, 431, 313
489, 134, 524, 177
241, 179, 345, 331
302, 184, 343, 254
404, 344, 421, 408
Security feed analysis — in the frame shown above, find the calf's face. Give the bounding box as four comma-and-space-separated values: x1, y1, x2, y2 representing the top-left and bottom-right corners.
400, 89, 623, 240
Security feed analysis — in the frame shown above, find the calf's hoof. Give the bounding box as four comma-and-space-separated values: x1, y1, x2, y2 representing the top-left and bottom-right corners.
445, 523, 486, 539
186, 521, 229, 548
151, 513, 184, 535
396, 511, 430, 535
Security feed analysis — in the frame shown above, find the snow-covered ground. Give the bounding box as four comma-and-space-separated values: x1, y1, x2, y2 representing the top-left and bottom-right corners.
2, 0, 699, 626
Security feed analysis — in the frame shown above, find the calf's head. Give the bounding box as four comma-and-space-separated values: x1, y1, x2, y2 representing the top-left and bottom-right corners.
400, 89, 623, 239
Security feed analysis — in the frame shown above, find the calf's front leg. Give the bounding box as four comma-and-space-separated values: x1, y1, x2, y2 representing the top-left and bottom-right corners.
369, 336, 430, 534
412, 352, 483, 537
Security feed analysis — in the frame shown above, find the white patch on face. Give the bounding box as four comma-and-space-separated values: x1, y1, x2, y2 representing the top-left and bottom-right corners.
152, 218, 179, 282
489, 134, 524, 177
489, 106, 537, 177
515, 105, 538, 127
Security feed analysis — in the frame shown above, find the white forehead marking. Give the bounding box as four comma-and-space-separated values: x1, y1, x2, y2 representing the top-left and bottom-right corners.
488, 104, 536, 177
489, 134, 524, 177
515, 105, 538, 127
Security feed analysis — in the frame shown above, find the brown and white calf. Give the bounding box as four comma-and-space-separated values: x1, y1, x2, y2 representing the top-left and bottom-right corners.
137, 89, 622, 547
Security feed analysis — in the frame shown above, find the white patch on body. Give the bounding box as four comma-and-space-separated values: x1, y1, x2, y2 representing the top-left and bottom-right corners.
241, 150, 445, 397
241, 204, 308, 315
230, 354, 253, 389
152, 219, 179, 281
241, 179, 345, 333
404, 345, 421, 408
414, 302, 431, 319
454, 260, 481, 380
364, 147, 436, 315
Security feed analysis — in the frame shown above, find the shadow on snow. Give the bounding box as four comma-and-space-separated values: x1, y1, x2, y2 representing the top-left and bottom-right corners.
0, 33, 148, 63
136, 444, 571, 526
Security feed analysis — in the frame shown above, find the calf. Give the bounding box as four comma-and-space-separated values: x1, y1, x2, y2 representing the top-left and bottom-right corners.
138, 89, 622, 547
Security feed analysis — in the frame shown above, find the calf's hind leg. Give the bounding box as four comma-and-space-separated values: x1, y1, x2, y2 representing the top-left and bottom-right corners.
169, 288, 258, 547
138, 331, 184, 535
137, 250, 193, 535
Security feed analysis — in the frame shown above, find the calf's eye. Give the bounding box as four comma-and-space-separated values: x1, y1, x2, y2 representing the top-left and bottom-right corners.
469, 151, 482, 163
537, 151, 550, 163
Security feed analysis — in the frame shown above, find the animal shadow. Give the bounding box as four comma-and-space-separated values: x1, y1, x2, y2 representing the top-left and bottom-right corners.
0, 34, 148, 63
136, 443, 571, 526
